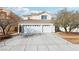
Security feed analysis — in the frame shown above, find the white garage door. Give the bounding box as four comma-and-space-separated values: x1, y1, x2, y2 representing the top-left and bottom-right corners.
23, 25, 42, 34
43, 25, 52, 33
21, 25, 54, 34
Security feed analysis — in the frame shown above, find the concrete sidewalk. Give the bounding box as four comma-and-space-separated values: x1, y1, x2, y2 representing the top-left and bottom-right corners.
0, 33, 79, 51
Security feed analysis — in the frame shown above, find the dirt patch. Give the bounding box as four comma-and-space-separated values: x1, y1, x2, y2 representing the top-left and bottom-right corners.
56, 32, 79, 44
65, 38, 79, 44
0, 32, 18, 42
0, 35, 12, 42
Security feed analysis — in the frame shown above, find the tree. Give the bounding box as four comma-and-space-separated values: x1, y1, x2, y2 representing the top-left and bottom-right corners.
55, 8, 79, 32
68, 11, 79, 32
0, 19, 16, 35
0, 8, 21, 35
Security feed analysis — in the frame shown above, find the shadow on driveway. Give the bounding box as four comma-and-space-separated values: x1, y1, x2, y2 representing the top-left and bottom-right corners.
21, 33, 44, 38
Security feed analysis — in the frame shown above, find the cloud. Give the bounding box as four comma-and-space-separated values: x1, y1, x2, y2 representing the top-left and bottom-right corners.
58, 7, 79, 11
7, 7, 46, 16
7, 7, 48, 16
67, 7, 79, 11
6, 7, 79, 17
58, 7, 65, 10
7, 7, 30, 16
31, 10, 42, 13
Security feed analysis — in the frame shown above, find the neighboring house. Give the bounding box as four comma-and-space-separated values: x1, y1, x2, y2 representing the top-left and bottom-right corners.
18, 12, 55, 34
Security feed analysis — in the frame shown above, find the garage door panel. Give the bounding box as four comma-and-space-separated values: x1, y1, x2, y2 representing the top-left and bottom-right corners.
23, 25, 42, 34
43, 26, 52, 32
31, 26, 42, 33
24, 26, 31, 33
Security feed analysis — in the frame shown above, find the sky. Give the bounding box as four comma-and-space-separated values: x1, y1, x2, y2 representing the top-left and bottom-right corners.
6, 7, 79, 16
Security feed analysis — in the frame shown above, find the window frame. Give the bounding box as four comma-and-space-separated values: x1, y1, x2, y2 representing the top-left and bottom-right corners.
41, 15, 47, 20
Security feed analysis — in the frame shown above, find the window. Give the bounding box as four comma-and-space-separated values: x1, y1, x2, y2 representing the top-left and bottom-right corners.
41, 15, 47, 20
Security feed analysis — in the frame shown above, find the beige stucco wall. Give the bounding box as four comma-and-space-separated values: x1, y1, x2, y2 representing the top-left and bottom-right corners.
22, 17, 28, 20
30, 13, 52, 20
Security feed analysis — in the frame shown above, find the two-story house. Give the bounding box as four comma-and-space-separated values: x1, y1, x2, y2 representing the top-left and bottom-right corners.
18, 12, 55, 34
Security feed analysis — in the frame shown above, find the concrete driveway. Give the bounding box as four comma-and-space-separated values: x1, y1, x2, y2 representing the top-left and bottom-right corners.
0, 33, 79, 51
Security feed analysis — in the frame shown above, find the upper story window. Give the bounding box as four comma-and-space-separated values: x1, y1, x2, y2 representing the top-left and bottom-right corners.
41, 15, 47, 20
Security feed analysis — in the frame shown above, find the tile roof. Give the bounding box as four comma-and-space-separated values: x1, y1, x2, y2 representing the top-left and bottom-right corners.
20, 20, 54, 24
